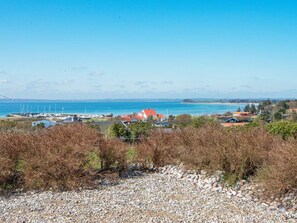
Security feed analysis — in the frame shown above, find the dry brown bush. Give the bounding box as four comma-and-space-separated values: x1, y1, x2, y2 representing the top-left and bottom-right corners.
1, 122, 297, 195
0, 124, 129, 191
137, 124, 278, 183
136, 129, 181, 166
21, 124, 99, 190
258, 139, 297, 193
0, 133, 27, 189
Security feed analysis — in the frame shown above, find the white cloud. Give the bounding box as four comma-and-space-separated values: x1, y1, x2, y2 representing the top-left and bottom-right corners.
0, 80, 8, 84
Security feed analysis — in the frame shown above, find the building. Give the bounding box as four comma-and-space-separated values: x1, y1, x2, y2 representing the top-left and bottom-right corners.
233, 112, 251, 117
221, 122, 247, 127
140, 109, 158, 119
120, 108, 166, 122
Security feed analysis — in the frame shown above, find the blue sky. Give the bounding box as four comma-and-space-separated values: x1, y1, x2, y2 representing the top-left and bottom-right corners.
0, 0, 296, 99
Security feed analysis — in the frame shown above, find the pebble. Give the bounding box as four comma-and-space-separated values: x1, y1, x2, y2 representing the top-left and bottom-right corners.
0, 166, 296, 223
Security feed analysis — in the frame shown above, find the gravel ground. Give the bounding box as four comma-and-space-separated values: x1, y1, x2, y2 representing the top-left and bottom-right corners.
0, 173, 296, 223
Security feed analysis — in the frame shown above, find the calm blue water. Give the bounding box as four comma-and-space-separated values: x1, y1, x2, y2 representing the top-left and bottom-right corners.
0, 100, 246, 117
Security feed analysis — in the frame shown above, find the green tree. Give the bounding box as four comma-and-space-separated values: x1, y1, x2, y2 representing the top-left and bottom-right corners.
224, 111, 232, 116
260, 110, 271, 123
107, 123, 129, 139
267, 121, 297, 139
244, 104, 251, 112
129, 121, 152, 142
277, 100, 290, 110
174, 114, 192, 127
274, 108, 286, 121
250, 104, 257, 114
258, 99, 272, 112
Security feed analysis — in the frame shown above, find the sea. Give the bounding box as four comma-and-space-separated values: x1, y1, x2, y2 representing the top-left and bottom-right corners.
0, 100, 247, 117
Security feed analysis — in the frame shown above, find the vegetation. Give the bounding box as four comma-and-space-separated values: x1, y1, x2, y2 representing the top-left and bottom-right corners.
243, 104, 257, 114
107, 121, 152, 142
0, 117, 297, 196
137, 124, 297, 193
0, 124, 127, 191
267, 121, 297, 140
174, 114, 192, 127
257, 99, 297, 122
173, 114, 216, 128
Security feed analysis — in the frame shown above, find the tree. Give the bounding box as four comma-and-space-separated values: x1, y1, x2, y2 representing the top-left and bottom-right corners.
236, 107, 242, 112
107, 123, 129, 139
243, 104, 251, 112
250, 104, 257, 114
260, 110, 271, 123
274, 108, 286, 121
107, 121, 152, 142
267, 121, 297, 139
174, 114, 192, 127
258, 99, 272, 112
129, 121, 152, 142
224, 111, 232, 116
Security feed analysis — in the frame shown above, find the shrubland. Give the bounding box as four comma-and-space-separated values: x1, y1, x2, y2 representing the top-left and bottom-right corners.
0, 124, 127, 191
0, 120, 296, 196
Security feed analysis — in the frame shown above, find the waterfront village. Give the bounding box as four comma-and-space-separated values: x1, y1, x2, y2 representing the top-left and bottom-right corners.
7, 108, 258, 129
6, 102, 297, 129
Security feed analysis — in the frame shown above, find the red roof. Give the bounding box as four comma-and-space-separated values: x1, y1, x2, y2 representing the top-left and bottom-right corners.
121, 114, 145, 121
135, 114, 145, 120
143, 109, 157, 117
233, 112, 251, 116
120, 115, 134, 121
221, 123, 247, 127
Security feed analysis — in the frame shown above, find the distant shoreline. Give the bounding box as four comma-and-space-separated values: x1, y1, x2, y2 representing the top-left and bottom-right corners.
181, 102, 250, 105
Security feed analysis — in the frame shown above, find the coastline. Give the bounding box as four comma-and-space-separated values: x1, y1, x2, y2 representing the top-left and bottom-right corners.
0, 100, 247, 118
181, 102, 250, 105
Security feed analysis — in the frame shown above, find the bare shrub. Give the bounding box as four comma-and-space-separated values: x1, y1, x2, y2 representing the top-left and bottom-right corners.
136, 129, 182, 166
1, 121, 297, 195
96, 137, 128, 171
137, 124, 278, 183
258, 139, 297, 193
0, 124, 129, 191
20, 124, 100, 190
0, 133, 29, 190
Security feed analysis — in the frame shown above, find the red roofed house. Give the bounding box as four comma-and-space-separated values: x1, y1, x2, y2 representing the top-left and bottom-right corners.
221, 122, 247, 127
137, 109, 166, 121
120, 114, 137, 122
121, 113, 145, 122
142, 109, 157, 119
233, 112, 251, 117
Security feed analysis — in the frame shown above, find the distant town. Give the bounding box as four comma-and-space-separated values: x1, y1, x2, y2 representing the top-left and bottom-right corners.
4, 99, 297, 130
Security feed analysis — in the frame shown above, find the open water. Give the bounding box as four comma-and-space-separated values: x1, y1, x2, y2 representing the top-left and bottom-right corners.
0, 100, 246, 117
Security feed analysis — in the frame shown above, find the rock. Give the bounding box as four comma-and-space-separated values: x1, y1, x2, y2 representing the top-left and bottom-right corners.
201, 170, 207, 175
